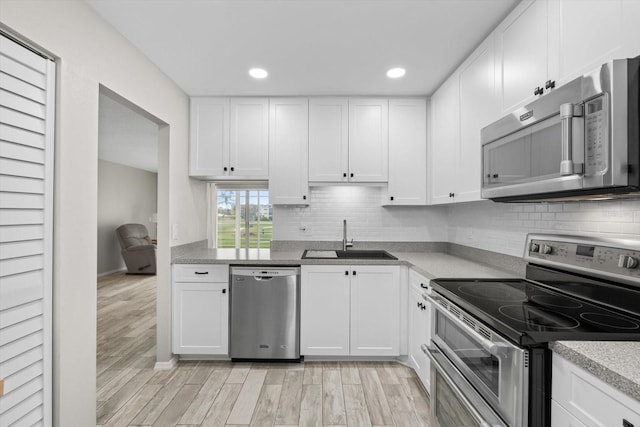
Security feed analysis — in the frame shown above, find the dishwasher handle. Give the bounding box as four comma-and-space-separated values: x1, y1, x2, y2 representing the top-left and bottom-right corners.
254, 276, 274, 281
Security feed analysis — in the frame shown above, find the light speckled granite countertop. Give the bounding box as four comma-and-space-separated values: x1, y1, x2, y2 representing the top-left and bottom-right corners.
550, 341, 640, 402
172, 245, 640, 401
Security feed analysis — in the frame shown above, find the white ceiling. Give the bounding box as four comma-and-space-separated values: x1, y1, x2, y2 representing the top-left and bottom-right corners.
87, 0, 518, 96
98, 93, 159, 172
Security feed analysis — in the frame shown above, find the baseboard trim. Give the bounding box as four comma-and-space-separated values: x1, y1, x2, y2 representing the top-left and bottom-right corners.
97, 268, 126, 277
154, 357, 177, 370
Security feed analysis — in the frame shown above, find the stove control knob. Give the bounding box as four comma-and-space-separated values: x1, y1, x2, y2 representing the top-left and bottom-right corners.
541, 244, 553, 255
530, 243, 540, 253
618, 255, 638, 269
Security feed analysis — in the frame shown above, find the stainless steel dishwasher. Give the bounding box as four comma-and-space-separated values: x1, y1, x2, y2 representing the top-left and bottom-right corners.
230, 266, 300, 361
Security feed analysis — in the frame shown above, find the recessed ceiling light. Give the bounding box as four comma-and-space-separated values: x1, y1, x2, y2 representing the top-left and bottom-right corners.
386, 67, 406, 79
249, 68, 268, 79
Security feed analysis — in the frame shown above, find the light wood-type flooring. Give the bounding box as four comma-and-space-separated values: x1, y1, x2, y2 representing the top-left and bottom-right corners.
97, 272, 432, 426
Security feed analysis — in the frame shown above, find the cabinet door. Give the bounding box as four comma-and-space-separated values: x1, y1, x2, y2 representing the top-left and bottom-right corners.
551, 401, 586, 427
348, 99, 389, 182
229, 98, 269, 178
189, 97, 229, 177
350, 266, 400, 356
269, 98, 309, 205
172, 282, 229, 354
548, 0, 625, 87
458, 37, 498, 203
300, 266, 350, 356
429, 75, 460, 204
408, 284, 431, 388
497, 0, 548, 113
308, 98, 349, 182
386, 99, 427, 205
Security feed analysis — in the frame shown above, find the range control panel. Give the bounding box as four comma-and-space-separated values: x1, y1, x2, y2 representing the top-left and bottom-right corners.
525, 234, 640, 284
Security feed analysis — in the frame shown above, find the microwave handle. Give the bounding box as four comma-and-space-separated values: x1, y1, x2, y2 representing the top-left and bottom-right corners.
560, 103, 584, 176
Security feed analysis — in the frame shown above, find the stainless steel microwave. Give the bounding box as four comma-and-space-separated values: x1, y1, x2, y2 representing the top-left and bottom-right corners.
481, 58, 640, 202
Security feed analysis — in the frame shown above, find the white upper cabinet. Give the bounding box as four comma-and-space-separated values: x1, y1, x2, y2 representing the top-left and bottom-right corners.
458, 36, 499, 202
308, 98, 388, 183
269, 98, 309, 205
385, 99, 427, 205
548, 0, 631, 86
308, 98, 349, 182
190, 97, 268, 179
190, 97, 229, 176
429, 74, 460, 205
229, 98, 269, 178
496, 0, 549, 114
348, 99, 389, 182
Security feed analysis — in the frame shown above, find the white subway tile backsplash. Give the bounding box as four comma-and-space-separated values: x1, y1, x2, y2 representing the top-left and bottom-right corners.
273, 186, 449, 242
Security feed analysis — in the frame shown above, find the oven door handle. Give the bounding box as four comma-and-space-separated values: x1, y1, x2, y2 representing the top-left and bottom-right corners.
427, 295, 506, 357
423, 344, 494, 427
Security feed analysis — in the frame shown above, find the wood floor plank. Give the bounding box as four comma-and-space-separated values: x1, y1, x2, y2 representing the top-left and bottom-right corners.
151, 384, 201, 427
359, 367, 395, 426
376, 363, 401, 385
226, 364, 252, 384
129, 384, 182, 426
185, 362, 215, 385
200, 383, 242, 427
322, 368, 347, 425
302, 363, 322, 385
97, 368, 138, 402
179, 368, 231, 425
340, 365, 361, 385
97, 368, 155, 424
400, 376, 432, 425
250, 384, 282, 426
383, 383, 422, 427
275, 370, 303, 425
102, 384, 161, 427
343, 384, 372, 427
226, 369, 268, 424
299, 384, 322, 427
264, 369, 286, 385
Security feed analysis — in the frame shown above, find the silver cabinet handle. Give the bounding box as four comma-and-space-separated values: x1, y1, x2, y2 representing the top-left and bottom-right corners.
560, 102, 583, 176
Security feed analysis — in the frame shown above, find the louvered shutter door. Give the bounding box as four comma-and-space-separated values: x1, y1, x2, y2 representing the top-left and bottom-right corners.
0, 33, 54, 427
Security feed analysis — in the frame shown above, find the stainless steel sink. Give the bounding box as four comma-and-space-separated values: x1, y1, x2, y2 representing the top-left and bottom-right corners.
301, 249, 397, 260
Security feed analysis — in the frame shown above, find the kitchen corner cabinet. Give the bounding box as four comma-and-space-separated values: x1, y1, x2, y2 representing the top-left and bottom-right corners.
408, 270, 431, 389
172, 264, 229, 355
269, 98, 309, 205
384, 99, 427, 205
300, 265, 401, 357
551, 354, 640, 427
308, 98, 388, 183
189, 97, 268, 179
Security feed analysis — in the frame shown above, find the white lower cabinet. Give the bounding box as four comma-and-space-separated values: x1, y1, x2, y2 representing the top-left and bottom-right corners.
301, 265, 401, 357
172, 264, 229, 355
300, 266, 351, 356
408, 269, 431, 388
552, 353, 640, 427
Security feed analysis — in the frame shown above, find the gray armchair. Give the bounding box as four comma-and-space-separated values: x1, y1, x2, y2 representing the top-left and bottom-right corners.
116, 224, 156, 275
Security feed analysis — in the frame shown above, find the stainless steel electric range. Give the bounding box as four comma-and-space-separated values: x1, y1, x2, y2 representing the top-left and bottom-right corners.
425, 234, 640, 427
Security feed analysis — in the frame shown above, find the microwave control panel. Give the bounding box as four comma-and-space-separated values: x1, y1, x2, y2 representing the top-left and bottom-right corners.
584, 95, 608, 175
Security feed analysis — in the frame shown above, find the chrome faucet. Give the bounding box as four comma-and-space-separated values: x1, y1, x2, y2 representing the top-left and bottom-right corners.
342, 219, 353, 251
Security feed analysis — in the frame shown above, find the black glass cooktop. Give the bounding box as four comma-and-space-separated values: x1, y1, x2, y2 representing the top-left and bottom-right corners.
431, 275, 640, 346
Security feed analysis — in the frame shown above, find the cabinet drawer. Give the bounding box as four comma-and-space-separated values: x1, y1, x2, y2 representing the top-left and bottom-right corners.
553, 354, 640, 427
173, 264, 228, 282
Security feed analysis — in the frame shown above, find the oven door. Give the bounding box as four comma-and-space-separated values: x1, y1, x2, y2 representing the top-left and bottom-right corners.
423, 343, 508, 427
429, 294, 528, 427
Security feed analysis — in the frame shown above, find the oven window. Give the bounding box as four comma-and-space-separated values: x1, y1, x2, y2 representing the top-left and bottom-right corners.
434, 370, 481, 427
437, 311, 500, 396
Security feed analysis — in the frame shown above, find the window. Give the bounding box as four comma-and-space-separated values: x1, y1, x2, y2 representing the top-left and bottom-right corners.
212, 184, 272, 249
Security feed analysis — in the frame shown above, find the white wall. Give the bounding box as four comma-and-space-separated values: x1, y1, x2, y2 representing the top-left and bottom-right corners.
273, 186, 449, 241
97, 160, 158, 275
0, 1, 207, 426
448, 199, 640, 256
